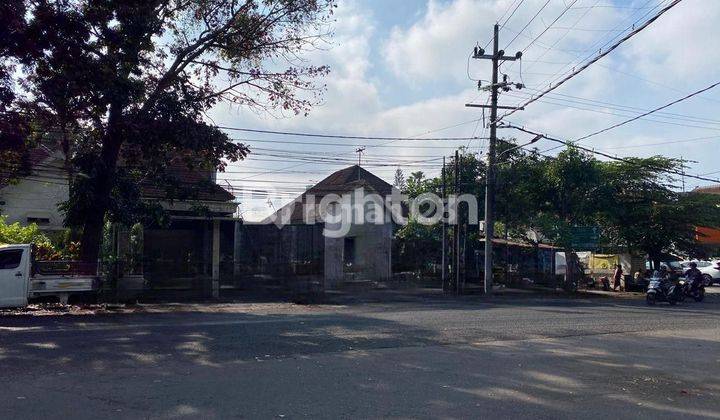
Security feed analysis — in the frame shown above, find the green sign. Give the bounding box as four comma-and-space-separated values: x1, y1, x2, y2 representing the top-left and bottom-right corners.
570, 226, 599, 250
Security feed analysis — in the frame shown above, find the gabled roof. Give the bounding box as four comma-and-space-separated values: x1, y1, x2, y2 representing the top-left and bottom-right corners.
264, 165, 393, 224
305, 165, 393, 197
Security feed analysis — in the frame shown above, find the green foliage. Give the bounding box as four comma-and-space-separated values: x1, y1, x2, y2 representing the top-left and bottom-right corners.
0, 217, 83, 260
393, 142, 720, 272
393, 149, 486, 268
599, 157, 720, 260
2, 0, 335, 261
515, 147, 606, 248
393, 168, 407, 193
0, 215, 51, 245
394, 219, 443, 272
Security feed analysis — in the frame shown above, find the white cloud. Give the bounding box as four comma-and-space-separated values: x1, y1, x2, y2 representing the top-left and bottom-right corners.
623, 0, 720, 86
208, 0, 720, 220
382, 0, 497, 83
381, 0, 622, 85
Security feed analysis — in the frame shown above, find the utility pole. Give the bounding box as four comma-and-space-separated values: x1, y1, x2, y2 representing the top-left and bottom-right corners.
469, 24, 523, 295
441, 156, 447, 292
455, 149, 460, 294
681, 155, 686, 193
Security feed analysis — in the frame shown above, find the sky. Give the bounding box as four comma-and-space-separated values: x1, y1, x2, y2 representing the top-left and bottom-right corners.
208, 0, 720, 221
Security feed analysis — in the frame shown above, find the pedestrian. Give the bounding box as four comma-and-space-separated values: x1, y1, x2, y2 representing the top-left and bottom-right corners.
613, 264, 623, 291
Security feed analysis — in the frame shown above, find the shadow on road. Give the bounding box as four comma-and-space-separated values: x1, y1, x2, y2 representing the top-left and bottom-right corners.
1, 296, 719, 418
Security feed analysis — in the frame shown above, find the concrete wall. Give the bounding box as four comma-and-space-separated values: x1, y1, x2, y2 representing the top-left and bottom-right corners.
322, 199, 393, 286
324, 236, 344, 287
0, 155, 68, 231
355, 221, 392, 281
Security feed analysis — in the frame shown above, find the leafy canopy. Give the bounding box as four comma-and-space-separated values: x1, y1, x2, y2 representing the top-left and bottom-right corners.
1, 0, 335, 260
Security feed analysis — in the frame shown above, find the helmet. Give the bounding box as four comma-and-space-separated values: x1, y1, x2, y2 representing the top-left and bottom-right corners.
689, 261, 697, 268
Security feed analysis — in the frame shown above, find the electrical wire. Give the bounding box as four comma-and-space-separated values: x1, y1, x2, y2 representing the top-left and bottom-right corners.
499, 0, 526, 28
501, 92, 720, 131
504, 0, 552, 50
574, 81, 720, 143
520, 0, 662, 93
503, 123, 720, 184
216, 123, 482, 141
518, 0, 579, 54
496, 0, 683, 123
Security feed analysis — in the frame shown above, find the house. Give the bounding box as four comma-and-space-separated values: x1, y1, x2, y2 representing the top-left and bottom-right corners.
250, 165, 394, 288
0, 146, 238, 298
0, 144, 68, 232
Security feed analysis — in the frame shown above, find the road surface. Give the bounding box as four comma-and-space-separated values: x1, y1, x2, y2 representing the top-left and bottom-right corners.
1, 294, 719, 419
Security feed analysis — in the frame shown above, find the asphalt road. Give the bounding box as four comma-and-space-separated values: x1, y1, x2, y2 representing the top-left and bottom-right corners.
1, 294, 719, 419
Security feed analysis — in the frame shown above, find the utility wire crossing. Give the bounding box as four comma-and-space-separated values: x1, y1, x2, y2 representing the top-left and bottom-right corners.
495, 0, 684, 124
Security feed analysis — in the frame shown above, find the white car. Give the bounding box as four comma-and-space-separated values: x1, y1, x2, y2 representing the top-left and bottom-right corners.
680, 260, 712, 269
698, 261, 720, 287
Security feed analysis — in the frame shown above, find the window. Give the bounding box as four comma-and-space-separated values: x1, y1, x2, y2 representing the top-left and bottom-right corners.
0, 249, 23, 270
27, 217, 51, 226
343, 237, 356, 265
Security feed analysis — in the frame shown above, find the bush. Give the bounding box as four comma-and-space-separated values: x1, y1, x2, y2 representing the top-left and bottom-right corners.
0, 215, 52, 246
0, 216, 74, 260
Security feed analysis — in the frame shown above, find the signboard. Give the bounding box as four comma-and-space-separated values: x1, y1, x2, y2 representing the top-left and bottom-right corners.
570, 226, 599, 250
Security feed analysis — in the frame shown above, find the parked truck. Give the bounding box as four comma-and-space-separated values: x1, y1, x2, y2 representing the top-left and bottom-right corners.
0, 244, 99, 308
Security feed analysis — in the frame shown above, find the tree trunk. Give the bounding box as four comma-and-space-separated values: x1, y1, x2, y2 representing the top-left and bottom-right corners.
79, 104, 124, 264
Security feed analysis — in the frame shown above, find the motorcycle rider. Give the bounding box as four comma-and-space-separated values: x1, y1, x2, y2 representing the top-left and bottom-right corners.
685, 262, 703, 292
653, 265, 669, 280
652, 265, 672, 294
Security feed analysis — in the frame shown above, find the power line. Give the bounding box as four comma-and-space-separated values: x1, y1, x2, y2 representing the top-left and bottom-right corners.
521, 0, 660, 90
574, 81, 720, 142
0, 110, 485, 141
504, 0, 552, 49
499, 0, 526, 28
502, 123, 720, 184
521, 88, 720, 125
518, 0, 579, 54
232, 117, 486, 181
496, 0, 683, 123
236, 137, 488, 148
502, 92, 720, 131
599, 135, 720, 150
216, 124, 482, 141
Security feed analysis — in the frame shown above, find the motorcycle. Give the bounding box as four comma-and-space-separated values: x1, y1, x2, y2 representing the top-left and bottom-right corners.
646, 276, 682, 305
678, 276, 705, 302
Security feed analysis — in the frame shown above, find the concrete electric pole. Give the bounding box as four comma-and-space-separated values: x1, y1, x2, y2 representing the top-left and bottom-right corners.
469, 24, 523, 295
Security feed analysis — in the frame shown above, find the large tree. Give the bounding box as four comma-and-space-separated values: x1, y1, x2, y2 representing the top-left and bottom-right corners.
600, 157, 720, 266
1, 0, 334, 262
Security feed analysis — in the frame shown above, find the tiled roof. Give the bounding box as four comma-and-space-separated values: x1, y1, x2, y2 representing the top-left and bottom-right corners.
140, 162, 234, 203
